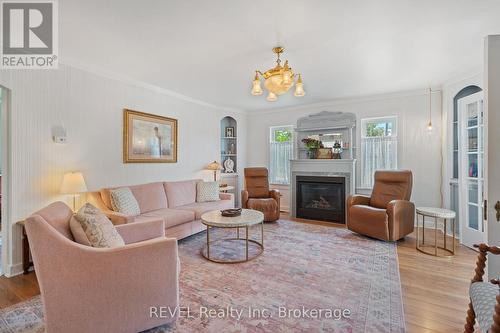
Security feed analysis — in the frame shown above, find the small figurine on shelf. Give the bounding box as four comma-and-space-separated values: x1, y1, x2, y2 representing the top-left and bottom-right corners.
224, 157, 235, 173
332, 141, 342, 159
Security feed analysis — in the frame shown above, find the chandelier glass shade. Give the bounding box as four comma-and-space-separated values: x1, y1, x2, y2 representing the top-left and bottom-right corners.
251, 47, 305, 101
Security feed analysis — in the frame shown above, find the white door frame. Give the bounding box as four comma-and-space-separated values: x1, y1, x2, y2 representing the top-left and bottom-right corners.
486, 35, 500, 278
458, 92, 487, 248
0, 86, 11, 277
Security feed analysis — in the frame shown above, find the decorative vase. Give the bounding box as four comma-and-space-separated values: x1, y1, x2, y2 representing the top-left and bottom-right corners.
307, 149, 317, 159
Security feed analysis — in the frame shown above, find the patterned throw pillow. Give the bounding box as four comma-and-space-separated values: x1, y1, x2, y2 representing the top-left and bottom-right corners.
196, 181, 221, 202
73, 203, 125, 248
110, 187, 141, 215
69, 216, 91, 246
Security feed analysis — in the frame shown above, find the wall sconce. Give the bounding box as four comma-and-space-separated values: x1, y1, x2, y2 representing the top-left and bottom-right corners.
52, 125, 67, 143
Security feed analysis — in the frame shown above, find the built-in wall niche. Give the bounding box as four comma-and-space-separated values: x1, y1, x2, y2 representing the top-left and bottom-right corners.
220, 116, 237, 173
220, 116, 239, 206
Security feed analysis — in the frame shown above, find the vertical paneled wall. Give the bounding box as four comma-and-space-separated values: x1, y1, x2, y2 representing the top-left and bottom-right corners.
0, 64, 247, 276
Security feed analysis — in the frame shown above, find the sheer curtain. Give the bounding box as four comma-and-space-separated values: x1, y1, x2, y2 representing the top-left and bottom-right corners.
270, 141, 293, 184
361, 136, 398, 187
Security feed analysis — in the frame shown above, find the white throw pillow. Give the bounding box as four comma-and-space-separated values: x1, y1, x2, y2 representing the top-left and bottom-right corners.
196, 181, 220, 202
73, 203, 125, 248
110, 187, 141, 215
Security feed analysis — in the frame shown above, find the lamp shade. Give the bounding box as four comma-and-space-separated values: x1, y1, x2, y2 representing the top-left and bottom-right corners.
60, 172, 88, 194
206, 161, 222, 171
266, 91, 278, 102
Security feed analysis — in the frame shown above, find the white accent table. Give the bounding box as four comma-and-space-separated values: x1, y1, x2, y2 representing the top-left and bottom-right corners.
200, 209, 264, 263
416, 207, 457, 257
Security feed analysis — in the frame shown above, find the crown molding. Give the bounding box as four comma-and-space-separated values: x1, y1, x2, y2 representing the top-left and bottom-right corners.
249, 87, 443, 116
58, 58, 247, 115
441, 69, 482, 89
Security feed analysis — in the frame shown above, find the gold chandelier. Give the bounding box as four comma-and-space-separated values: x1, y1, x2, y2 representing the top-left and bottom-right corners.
251, 47, 305, 102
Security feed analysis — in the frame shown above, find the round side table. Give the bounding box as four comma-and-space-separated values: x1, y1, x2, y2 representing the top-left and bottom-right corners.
416, 207, 456, 257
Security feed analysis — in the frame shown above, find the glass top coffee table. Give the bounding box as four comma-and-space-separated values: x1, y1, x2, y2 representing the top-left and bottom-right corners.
200, 209, 264, 263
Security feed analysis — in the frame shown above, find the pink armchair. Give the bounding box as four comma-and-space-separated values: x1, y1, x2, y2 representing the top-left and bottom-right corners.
25, 202, 179, 333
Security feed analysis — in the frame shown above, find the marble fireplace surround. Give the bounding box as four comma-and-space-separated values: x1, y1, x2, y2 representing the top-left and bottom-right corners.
290, 159, 356, 219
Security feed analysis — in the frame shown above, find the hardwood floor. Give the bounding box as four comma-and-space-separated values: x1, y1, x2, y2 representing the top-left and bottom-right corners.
0, 221, 478, 332
397, 231, 476, 333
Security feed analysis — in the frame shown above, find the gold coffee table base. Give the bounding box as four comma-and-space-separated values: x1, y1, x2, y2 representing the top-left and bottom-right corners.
201, 224, 264, 264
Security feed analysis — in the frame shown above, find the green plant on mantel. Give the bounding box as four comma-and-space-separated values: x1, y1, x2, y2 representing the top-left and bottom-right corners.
301, 138, 323, 150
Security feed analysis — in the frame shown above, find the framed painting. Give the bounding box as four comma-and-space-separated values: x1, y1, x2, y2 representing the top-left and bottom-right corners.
123, 109, 178, 163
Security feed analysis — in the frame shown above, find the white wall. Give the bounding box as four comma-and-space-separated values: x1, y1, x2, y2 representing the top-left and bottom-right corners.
485, 35, 500, 277
0, 64, 247, 276
246, 90, 443, 209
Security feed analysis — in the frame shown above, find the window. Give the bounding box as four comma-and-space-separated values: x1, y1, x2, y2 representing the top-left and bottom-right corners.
361, 117, 398, 187
269, 126, 293, 185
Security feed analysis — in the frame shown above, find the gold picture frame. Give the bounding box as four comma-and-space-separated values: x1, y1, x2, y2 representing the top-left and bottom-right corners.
123, 109, 178, 163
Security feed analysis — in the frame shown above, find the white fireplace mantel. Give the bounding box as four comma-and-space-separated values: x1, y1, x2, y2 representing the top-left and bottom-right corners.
290, 159, 356, 218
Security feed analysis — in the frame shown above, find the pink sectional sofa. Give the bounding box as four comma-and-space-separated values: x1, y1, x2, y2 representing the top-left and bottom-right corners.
88, 179, 234, 240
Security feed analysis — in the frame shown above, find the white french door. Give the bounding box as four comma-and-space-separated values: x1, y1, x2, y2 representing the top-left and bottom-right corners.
459, 92, 486, 249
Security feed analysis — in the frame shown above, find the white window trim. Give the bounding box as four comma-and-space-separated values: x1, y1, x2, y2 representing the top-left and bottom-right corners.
269, 125, 294, 186
360, 116, 399, 188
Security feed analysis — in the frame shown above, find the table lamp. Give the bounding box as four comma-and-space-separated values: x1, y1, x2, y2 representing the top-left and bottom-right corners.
60, 171, 88, 211
206, 161, 222, 181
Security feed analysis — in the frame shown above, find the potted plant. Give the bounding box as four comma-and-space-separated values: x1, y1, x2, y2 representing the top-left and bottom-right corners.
301, 137, 323, 159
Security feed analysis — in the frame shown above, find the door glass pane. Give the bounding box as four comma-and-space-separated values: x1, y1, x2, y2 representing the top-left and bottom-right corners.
467, 102, 478, 127
480, 153, 484, 178
468, 181, 478, 203
468, 128, 478, 151
468, 204, 479, 230
468, 154, 478, 178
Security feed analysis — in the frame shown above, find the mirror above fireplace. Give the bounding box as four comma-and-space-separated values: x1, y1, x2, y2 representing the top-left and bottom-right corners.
295, 111, 356, 160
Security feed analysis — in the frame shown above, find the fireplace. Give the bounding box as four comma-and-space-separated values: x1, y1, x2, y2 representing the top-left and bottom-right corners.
296, 176, 345, 223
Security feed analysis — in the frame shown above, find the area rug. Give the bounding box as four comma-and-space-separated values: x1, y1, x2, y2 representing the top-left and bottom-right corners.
0, 220, 405, 333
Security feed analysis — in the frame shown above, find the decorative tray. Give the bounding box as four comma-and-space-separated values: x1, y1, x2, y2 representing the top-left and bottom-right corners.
221, 208, 242, 217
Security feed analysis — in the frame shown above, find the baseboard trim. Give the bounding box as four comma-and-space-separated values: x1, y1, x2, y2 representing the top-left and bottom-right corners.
5, 262, 24, 277
280, 206, 290, 213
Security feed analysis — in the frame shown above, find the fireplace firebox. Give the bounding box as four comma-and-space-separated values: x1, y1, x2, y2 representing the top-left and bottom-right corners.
296, 176, 345, 223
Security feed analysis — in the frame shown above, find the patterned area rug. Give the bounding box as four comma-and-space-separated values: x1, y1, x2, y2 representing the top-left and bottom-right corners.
0, 220, 405, 333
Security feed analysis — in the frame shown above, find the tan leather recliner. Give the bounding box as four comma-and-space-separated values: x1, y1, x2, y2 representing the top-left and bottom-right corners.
347, 170, 415, 241
241, 167, 280, 222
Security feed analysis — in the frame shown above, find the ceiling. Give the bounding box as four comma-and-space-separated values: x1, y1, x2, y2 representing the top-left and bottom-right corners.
60, 0, 500, 111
